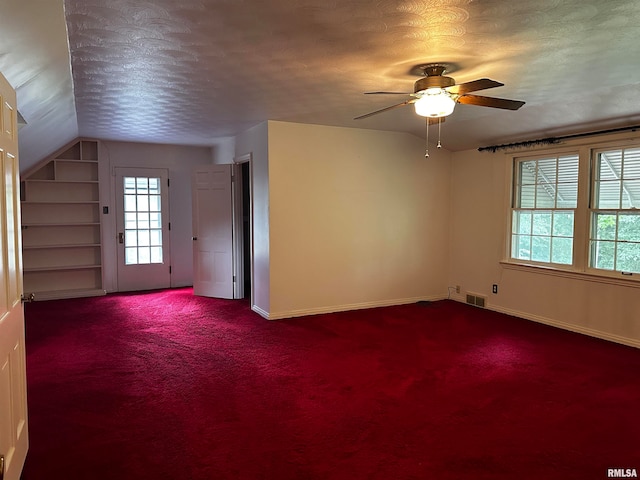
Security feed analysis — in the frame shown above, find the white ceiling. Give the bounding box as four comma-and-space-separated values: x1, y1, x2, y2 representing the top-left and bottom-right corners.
3, 0, 640, 172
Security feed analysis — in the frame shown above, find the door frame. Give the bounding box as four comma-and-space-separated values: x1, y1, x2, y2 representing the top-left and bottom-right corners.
113, 167, 171, 292
232, 153, 253, 303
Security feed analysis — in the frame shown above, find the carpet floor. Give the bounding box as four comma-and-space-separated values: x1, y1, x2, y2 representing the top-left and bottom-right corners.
22, 288, 640, 479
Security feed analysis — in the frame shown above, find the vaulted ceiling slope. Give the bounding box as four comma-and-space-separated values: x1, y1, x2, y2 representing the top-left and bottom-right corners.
4, 0, 640, 173
1, 0, 78, 172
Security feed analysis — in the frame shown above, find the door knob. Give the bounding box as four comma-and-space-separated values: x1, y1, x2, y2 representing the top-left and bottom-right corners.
21, 293, 35, 303
118, 232, 124, 244
1, 454, 4, 480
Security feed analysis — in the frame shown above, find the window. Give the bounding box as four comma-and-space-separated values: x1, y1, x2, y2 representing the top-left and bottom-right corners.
590, 147, 640, 274
123, 176, 163, 265
508, 142, 640, 280
511, 154, 579, 265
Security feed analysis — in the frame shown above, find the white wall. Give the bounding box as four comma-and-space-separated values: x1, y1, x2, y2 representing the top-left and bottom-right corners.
449, 138, 640, 347
90, 123, 640, 347
235, 122, 270, 316
99, 141, 213, 292
210, 136, 235, 165
266, 121, 451, 318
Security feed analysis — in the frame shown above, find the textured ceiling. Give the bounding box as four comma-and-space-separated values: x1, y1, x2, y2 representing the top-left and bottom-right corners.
4, 0, 640, 171
0, 0, 78, 171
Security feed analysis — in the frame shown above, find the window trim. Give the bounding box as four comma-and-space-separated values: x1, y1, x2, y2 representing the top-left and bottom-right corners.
587, 146, 640, 276
509, 149, 580, 267
504, 140, 640, 286
500, 260, 640, 288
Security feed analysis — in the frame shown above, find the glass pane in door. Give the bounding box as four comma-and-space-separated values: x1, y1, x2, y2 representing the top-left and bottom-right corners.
123, 176, 163, 265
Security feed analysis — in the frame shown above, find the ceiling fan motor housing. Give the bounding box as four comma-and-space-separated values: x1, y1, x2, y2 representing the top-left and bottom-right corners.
414, 75, 455, 93
353, 62, 524, 120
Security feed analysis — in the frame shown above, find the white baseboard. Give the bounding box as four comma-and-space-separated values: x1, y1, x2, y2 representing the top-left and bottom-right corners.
251, 304, 270, 319
264, 295, 444, 320
486, 304, 640, 350
447, 293, 640, 349
251, 294, 639, 349
30, 289, 107, 302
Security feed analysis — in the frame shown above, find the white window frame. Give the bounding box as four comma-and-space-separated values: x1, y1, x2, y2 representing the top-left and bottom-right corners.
510, 151, 580, 267
588, 145, 640, 277
504, 139, 640, 287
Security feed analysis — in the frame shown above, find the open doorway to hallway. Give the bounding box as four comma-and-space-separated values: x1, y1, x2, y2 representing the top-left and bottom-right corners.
241, 160, 251, 299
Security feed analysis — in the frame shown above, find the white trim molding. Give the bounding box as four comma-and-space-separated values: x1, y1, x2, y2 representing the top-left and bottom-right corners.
489, 303, 640, 350
251, 304, 270, 320
262, 295, 446, 320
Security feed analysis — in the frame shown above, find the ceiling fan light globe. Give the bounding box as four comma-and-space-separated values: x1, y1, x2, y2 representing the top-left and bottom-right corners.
414, 90, 455, 117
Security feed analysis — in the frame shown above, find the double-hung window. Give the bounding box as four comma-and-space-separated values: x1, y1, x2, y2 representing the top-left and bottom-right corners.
590, 147, 640, 274
511, 154, 579, 265
508, 142, 640, 281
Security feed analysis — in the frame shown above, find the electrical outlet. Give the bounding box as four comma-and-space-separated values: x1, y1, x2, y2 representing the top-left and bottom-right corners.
492, 284, 498, 294
456, 285, 460, 294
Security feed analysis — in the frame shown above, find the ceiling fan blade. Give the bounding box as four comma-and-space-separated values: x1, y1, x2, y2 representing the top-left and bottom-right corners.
354, 100, 415, 120
364, 91, 412, 95
447, 79, 503, 95
457, 94, 525, 110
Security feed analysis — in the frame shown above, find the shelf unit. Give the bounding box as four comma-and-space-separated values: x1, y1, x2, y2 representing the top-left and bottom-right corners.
21, 139, 105, 300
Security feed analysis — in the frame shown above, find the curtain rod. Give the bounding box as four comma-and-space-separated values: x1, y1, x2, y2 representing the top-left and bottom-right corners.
478, 124, 640, 153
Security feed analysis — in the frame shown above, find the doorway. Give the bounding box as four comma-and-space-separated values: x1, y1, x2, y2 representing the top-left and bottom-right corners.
232, 154, 252, 301
241, 161, 251, 298
192, 165, 234, 299
191, 158, 252, 302
115, 167, 171, 292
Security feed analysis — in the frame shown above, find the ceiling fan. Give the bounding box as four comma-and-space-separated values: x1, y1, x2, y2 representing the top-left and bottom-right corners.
355, 64, 525, 121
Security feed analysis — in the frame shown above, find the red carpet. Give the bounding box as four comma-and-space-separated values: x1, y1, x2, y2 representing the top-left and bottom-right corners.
22, 289, 640, 479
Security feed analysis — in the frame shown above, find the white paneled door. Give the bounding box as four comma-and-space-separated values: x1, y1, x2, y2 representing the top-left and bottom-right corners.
0, 72, 28, 480
115, 168, 171, 292
192, 165, 234, 299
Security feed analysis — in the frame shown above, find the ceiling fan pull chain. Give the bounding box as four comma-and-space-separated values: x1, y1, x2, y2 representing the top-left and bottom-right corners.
425, 118, 429, 157
437, 117, 442, 149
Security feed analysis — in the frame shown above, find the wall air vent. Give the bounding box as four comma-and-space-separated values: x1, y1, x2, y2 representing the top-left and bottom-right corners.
466, 293, 486, 308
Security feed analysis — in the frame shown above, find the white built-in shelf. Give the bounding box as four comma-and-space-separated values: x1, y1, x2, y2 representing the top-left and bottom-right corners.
21, 139, 105, 301
24, 264, 102, 272
23, 243, 101, 250
24, 179, 99, 182
30, 288, 106, 302
22, 201, 100, 205
22, 222, 101, 227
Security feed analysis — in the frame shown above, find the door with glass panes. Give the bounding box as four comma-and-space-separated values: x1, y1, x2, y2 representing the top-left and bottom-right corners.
115, 168, 171, 291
